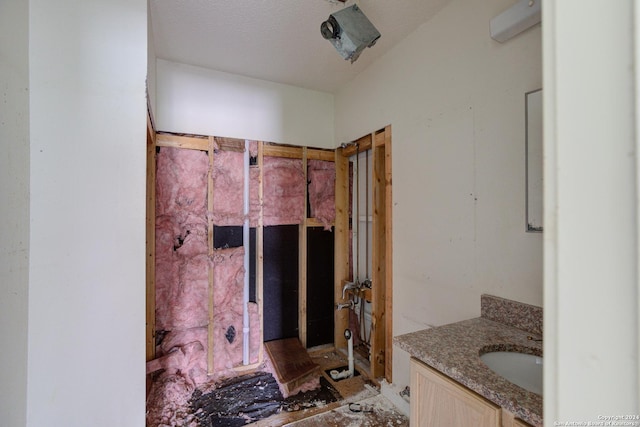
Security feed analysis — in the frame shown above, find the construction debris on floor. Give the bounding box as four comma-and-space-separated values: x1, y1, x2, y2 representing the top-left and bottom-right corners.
284, 394, 409, 427
190, 372, 341, 427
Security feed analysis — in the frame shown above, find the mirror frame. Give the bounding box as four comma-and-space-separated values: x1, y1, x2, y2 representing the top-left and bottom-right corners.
526, 88, 543, 233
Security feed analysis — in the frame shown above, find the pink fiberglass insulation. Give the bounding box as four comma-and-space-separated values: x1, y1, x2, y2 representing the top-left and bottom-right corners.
249, 140, 258, 157
249, 166, 260, 227
147, 340, 209, 388
211, 151, 305, 226
155, 147, 209, 331
211, 149, 244, 226
307, 159, 336, 230
155, 215, 209, 330
262, 157, 305, 226
154, 145, 320, 418
211, 246, 261, 379
146, 374, 199, 427
156, 147, 208, 223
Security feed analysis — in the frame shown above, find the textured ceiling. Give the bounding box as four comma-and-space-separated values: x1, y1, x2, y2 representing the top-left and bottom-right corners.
149, 0, 451, 93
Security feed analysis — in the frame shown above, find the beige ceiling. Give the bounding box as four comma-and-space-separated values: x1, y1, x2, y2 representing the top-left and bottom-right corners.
149, 0, 451, 94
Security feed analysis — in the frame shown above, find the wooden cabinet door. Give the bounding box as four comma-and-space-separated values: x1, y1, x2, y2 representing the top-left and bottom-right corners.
410, 358, 501, 427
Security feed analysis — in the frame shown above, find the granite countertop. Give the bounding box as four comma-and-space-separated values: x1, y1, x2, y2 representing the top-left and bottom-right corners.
395, 316, 543, 426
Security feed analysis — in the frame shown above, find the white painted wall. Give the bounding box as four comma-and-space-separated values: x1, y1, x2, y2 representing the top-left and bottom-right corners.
335, 0, 542, 388
26, 1, 147, 426
155, 59, 335, 148
543, 0, 639, 423
0, 1, 30, 425
147, 5, 157, 124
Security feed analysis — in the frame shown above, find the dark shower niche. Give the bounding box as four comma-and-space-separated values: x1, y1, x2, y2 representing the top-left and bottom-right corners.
324, 366, 361, 382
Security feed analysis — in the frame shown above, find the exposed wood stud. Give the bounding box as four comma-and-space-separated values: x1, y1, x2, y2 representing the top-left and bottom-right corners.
257, 141, 265, 364
299, 147, 308, 347
334, 148, 350, 350
372, 132, 386, 379
146, 115, 157, 362
383, 125, 393, 383
336, 127, 393, 383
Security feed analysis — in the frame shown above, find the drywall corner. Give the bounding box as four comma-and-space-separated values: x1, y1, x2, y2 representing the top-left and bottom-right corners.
0, 0, 29, 425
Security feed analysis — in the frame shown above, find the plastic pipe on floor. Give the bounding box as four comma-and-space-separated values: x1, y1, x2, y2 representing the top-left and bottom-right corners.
330, 329, 354, 380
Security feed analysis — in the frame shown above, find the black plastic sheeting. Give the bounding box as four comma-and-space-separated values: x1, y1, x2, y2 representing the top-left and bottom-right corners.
262, 225, 299, 342
190, 372, 341, 427
306, 226, 335, 348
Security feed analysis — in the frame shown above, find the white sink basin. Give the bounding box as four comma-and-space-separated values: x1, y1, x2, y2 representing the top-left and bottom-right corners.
480, 351, 543, 395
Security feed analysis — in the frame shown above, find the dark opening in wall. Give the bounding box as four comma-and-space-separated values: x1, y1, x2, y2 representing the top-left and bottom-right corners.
263, 225, 299, 342
306, 227, 335, 348
213, 225, 243, 249
214, 224, 331, 345
249, 228, 256, 303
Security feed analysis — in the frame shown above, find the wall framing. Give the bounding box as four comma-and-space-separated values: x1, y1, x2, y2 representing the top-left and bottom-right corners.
334, 125, 393, 383
146, 131, 337, 378
146, 114, 156, 362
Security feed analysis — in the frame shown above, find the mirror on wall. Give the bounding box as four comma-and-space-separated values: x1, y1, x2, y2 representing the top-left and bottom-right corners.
526, 89, 543, 232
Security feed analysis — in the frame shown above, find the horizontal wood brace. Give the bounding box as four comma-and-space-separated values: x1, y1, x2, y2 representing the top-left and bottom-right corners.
156, 133, 209, 151
306, 218, 333, 228
340, 134, 373, 157
307, 149, 335, 161
263, 143, 303, 159
214, 137, 246, 152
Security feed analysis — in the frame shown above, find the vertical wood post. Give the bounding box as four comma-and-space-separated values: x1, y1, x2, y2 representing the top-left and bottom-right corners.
145, 116, 156, 362
334, 148, 350, 350
371, 132, 385, 379
257, 141, 265, 363
383, 126, 393, 383
299, 147, 308, 347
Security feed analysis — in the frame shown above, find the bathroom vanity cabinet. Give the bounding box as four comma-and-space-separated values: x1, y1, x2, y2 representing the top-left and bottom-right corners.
410, 358, 534, 427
